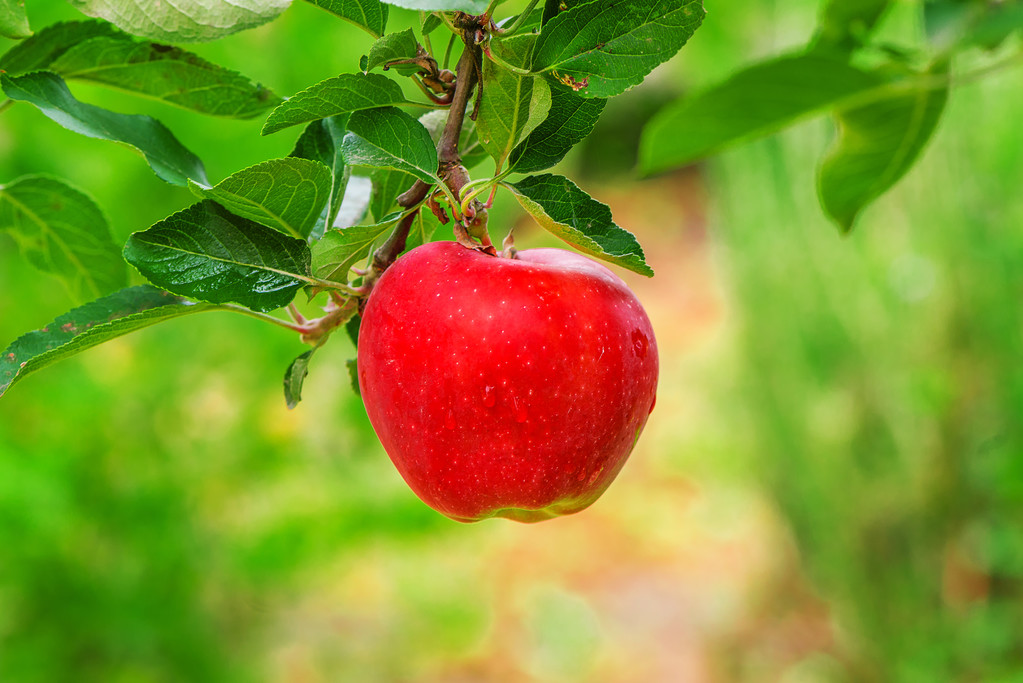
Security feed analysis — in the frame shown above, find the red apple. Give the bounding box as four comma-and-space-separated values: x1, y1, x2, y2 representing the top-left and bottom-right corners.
357, 241, 658, 522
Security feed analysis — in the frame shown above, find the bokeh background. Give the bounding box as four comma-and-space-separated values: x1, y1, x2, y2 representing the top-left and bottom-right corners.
3, 1, 1023, 681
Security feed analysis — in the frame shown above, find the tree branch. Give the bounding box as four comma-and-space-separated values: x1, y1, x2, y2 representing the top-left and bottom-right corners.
362, 19, 490, 287
438, 34, 480, 166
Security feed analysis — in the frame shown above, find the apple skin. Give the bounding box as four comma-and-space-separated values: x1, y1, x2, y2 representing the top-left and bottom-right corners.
357, 241, 658, 523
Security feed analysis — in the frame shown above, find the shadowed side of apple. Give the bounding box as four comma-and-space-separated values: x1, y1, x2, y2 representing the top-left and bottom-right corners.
358, 241, 659, 522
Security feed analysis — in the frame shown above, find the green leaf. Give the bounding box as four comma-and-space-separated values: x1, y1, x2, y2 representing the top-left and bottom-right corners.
341, 107, 439, 183
311, 214, 400, 283
817, 0, 891, 49
818, 69, 949, 233
366, 28, 423, 74
67, 0, 290, 43
0, 175, 126, 301
639, 52, 884, 174
422, 13, 442, 34
0, 0, 30, 39
302, 0, 389, 37
478, 35, 552, 168
541, 0, 592, 26
405, 207, 440, 250
190, 158, 333, 241
290, 115, 350, 239
498, 5, 543, 32
48, 36, 280, 118
0, 20, 118, 75
369, 168, 414, 221
509, 84, 605, 173
531, 0, 705, 98
284, 349, 316, 409
506, 174, 652, 276
1, 286, 218, 398
123, 200, 313, 312
1, 71, 208, 187
345, 313, 361, 346
378, 0, 488, 12
925, 1, 1023, 52
262, 72, 408, 135
542, 0, 559, 25
346, 357, 361, 396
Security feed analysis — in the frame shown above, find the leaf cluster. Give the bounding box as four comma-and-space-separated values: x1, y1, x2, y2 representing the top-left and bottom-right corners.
639, 0, 1023, 232
0, 0, 705, 404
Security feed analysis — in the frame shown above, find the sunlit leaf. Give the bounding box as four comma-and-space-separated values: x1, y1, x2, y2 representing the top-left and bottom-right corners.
290, 115, 350, 240
311, 213, 400, 283
509, 84, 605, 173
531, 0, 705, 98
124, 201, 313, 312
506, 174, 652, 276
817, 0, 891, 49
48, 37, 280, 118
191, 158, 333, 241
379, 0, 487, 12
0, 175, 126, 301
302, 0, 388, 37
1, 71, 208, 186
262, 72, 408, 135
67, 0, 290, 42
0, 0, 30, 39
1, 286, 218, 398
818, 68, 949, 232
924, 0, 1023, 52
0, 20, 117, 74
366, 28, 422, 74
639, 52, 884, 174
341, 107, 439, 183
478, 35, 552, 169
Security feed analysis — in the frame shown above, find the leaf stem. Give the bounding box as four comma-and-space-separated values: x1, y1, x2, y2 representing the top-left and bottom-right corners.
459, 177, 493, 199
420, 11, 435, 55
309, 276, 363, 294
459, 180, 494, 216
443, 33, 457, 70
482, 45, 533, 76
219, 304, 308, 333
439, 12, 460, 34
496, 0, 541, 36
483, 0, 502, 20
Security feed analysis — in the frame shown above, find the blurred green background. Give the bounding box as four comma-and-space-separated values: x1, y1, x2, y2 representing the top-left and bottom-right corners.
3, 1, 1023, 681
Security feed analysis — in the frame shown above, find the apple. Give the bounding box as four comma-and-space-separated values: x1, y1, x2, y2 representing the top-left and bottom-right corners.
357, 241, 658, 522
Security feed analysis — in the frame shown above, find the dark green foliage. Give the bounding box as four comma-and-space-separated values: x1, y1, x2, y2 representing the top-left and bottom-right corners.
123, 201, 313, 313
507, 174, 652, 276
1, 71, 208, 186
1, 286, 217, 397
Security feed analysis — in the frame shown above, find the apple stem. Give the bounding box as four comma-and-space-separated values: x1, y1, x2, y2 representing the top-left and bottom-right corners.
502, 229, 518, 259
